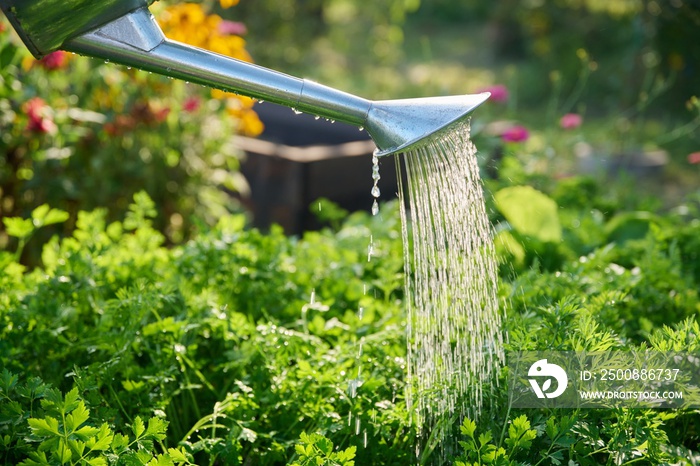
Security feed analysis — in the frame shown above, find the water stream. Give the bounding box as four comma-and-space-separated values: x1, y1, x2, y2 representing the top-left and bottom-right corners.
395, 120, 504, 453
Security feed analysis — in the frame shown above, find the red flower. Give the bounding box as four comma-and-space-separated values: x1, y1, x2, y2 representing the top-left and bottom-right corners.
218, 20, 247, 36
23, 97, 57, 134
477, 84, 509, 103
183, 96, 201, 113
688, 152, 700, 164
39, 51, 68, 70
501, 125, 529, 143
560, 113, 582, 130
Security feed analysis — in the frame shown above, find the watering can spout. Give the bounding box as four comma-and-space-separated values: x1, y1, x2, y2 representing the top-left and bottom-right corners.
1, 2, 489, 156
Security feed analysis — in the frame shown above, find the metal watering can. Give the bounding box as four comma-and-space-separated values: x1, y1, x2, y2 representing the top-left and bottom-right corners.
0, 0, 489, 157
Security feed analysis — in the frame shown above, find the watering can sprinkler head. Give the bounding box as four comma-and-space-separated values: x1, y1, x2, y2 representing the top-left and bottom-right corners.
0, 0, 490, 157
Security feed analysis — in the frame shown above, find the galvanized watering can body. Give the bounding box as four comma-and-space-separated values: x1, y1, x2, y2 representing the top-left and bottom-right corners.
0, 0, 489, 156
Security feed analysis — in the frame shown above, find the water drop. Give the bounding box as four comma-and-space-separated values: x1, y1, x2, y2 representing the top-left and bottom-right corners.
371, 199, 379, 216
371, 185, 380, 198
314, 115, 320, 120
348, 379, 358, 398
292, 108, 302, 115
359, 126, 364, 131
397, 119, 503, 451
330, 120, 335, 123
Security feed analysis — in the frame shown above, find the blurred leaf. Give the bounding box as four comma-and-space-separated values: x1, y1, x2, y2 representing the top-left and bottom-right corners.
3, 217, 34, 239
495, 186, 562, 242
605, 211, 655, 244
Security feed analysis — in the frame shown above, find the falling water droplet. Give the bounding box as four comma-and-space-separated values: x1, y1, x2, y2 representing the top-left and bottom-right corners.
397, 119, 504, 453
292, 108, 302, 115
314, 115, 320, 120
371, 199, 379, 216
359, 126, 364, 131
330, 120, 336, 124
370, 154, 381, 216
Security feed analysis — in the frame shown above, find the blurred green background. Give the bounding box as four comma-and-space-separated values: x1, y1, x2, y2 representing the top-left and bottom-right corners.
1, 0, 699, 255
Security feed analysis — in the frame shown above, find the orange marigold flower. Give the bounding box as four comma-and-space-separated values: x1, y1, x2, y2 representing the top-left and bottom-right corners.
240, 109, 264, 136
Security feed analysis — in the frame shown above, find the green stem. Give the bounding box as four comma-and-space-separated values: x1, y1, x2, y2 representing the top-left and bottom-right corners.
108, 382, 133, 423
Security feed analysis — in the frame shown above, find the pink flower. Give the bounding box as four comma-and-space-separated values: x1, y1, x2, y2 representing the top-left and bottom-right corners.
477, 84, 509, 103
560, 113, 582, 130
501, 125, 529, 143
218, 20, 247, 36
688, 152, 700, 164
183, 96, 201, 113
24, 97, 57, 134
39, 51, 67, 70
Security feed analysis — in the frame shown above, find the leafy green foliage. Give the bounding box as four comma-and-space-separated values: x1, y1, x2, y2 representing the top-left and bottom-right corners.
290, 432, 356, 466
2, 182, 700, 465
494, 186, 562, 243
0, 11, 253, 256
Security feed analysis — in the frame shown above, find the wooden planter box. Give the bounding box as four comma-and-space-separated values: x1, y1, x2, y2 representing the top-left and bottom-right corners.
233, 104, 399, 235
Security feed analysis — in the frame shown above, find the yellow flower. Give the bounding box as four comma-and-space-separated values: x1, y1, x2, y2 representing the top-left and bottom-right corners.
157, 2, 261, 135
